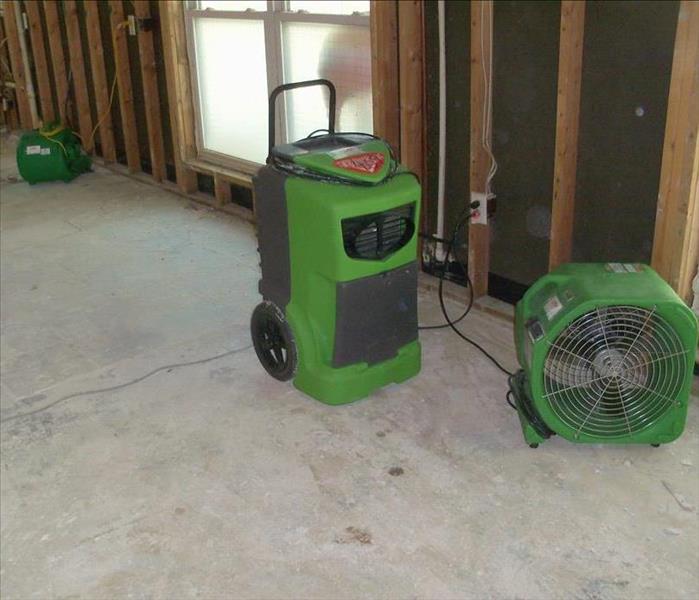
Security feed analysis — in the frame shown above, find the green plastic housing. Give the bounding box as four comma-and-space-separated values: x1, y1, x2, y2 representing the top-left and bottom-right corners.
514, 263, 698, 445
16, 125, 91, 184
284, 169, 421, 404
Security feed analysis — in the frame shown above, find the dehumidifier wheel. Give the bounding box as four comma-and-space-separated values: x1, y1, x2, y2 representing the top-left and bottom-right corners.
250, 301, 298, 382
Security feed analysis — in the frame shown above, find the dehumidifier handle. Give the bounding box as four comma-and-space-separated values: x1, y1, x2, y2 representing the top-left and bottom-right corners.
267, 79, 337, 158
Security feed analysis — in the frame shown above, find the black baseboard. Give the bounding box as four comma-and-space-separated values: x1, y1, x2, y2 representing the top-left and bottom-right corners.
488, 273, 529, 305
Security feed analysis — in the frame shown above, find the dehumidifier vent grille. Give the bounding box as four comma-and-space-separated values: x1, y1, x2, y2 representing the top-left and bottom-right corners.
342, 203, 415, 260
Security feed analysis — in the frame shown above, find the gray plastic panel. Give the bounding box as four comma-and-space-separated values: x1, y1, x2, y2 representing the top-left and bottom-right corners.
253, 166, 290, 309
333, 261, 418, 367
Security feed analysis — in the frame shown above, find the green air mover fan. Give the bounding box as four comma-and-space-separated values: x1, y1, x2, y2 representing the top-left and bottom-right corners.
510, 263, 697, 447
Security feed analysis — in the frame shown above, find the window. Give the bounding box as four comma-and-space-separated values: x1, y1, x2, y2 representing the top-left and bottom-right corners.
185, 1, 372, 173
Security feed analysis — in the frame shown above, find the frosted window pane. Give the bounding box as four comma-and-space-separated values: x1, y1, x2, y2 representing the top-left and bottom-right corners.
199, 1, 268, 10
282, 22, 372, 142
288, 1, 370, 15
193, 18, 268, 164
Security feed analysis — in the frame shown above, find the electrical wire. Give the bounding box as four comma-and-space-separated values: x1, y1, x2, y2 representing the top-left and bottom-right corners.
418, 207, 473, 330
419, 206, 514, 377
506, 389, 517, 411
0, 344, 253, 425
81, 71, 118, 152
480, 0, 497, 201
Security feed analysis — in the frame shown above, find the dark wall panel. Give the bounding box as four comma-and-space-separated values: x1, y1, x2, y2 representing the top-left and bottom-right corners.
490, 0, 560, 288
572, 0, 678, 264
443, 0, 470, 242
423, 1, 439, 236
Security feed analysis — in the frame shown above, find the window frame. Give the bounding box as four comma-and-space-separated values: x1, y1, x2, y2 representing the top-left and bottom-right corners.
184, 0, 370, 174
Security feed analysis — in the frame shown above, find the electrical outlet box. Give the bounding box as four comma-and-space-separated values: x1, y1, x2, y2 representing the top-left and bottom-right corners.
470, 191, 495, 225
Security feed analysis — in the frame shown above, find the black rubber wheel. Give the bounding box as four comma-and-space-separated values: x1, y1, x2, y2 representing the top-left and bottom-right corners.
250, 301, 298, 381
529, 443, 539, 449
651, 443, 661, 448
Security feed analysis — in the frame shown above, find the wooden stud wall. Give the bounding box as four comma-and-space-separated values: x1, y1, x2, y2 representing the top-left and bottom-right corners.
161, 1, 198, 166
160, 0, 197, 193
0, 13, 20, 129
84, 1, 116, 162
109, 0, 140, 173
133, 0, 166, 182
63, 0, 94, 148
24, 1, 54, 123
1, 1, 696, 303
3, 0, 32, 128
43, 0, 70, 124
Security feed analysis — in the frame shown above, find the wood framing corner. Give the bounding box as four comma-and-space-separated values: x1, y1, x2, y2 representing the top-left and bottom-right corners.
160, 0, 198, 193
160, 1, 198, 168
651, 0, 699, 303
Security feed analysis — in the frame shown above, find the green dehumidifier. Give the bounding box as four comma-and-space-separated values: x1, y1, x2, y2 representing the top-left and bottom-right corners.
251, 79, 421, 405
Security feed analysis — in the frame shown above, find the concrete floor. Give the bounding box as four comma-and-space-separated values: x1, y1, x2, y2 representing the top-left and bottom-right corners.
1, 135, 698, 600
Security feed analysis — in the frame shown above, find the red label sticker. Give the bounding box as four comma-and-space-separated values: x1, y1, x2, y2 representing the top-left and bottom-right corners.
333, 152, 385, 174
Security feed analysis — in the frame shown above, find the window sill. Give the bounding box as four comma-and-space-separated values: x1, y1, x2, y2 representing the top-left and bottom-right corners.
185, 158, 256, 189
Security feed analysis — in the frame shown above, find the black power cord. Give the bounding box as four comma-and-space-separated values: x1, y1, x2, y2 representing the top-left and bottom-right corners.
419, 206, 514, 378
418, 208, 473, 331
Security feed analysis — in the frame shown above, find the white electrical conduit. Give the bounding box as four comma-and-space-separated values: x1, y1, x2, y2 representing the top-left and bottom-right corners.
436, 0, 447, 253
481, 1, 497, 198
13, 2, 39, 128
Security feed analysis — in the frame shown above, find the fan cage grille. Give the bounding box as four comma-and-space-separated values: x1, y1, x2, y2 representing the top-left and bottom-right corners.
541, 305, 689, 439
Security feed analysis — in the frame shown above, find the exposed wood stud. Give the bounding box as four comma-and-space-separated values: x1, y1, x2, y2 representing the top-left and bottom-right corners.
63, 0, 94, 148
398, 0, 424, 179
109, 0, 141, 172
160, 0, 197, 192
165, 0, 197, 164
3, 0, 32, 128
84, 1, 117, 162
43, 0, 70, 124
469, 0, 494, 298
133, 0, 166, 182
24, 0, 55, 123
0, 16, 20, 129
651, 0, 699, 302
214, 174, 232, 208
548, 0, 586, 271
371, 0, 400, 155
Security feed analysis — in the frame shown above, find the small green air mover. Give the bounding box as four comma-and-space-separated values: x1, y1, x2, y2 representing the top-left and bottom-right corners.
16, 123, 91, 184
510, 263, 697, 447
251, 79, 421, 405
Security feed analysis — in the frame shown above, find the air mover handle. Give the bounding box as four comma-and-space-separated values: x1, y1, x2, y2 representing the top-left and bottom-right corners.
268, 79, 337, 159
